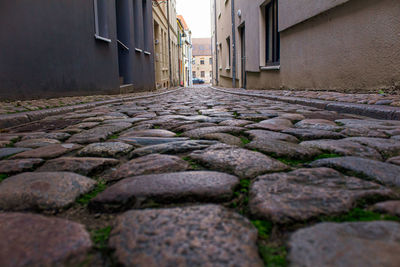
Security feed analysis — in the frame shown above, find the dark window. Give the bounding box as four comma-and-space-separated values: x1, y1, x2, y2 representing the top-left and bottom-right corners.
142, 0, 148, 50
226, 36, 231, 67
193, 71, 196, 78
210, 71, 212, 77
133, 0, 141, 48
209, 58, 213, 64
265, 0, 280, 65
94, 0, 109, 39
200, 60, 205, 65
201, 71, 205, 78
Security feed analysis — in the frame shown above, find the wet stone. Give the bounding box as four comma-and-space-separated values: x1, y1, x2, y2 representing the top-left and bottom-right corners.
0, 172, 96, 211
219, 119, 253, 127
21, 132, 71, 141
108, 154, 190, 182
0, 147, 32, 159
109, 205, 263, 267
182, 126, 245, 138
0, 158, 44, 174
10, 144, 82, 159
120, 129, 176, 138
91, 172, 239, 210
78, 142, 133, 157
288, 221, 400, 267
0, 213, 92, 266
246, 129, 299, 143
200, 133, 243, 146
247, 138, 320, 159
372, 200, 400, 217
295, 119, 341, 131
130, 140, 217, 158
67, 122, 132, 144
246, 118, 293, 132
387, 156, 400, 166
282, 128, 345, 140
189, 144, 288, 179
118, 137, 189, 147
249, 168, 393, 223
14, 138, 61, 148
309, 156, 400, 187
38, 157, 119, 176
300, 139, 382, 160
344, 137, 400, 158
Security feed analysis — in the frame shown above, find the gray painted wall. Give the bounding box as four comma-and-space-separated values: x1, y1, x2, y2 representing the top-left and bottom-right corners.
0, 0, 155, 100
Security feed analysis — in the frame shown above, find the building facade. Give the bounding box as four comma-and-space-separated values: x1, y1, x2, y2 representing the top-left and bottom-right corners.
0, 0, 155, 100
177, 15, 193, 87
212, 0, 400, 92
192, 38, 213, 84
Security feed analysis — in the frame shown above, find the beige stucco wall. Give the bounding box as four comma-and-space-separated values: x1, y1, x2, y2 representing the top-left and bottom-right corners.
193, 56, 213, 83
280, 0, 400, 91
214, 0, 400, 92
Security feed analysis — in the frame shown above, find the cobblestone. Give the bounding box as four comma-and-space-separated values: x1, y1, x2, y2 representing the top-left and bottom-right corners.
0, 86, 399, 266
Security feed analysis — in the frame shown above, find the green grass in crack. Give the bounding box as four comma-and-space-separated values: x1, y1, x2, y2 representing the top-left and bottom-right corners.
251, 220, 272, 239
321, 208, 400, 223
91, 226, 112, 249
76, 180, 107, 205
153, 125, 161, 129
276, 158, 306, 166
259, 245, 288, 267
108, 134, 120, 140
175, 131, 183, 137
182, 157, 202, 170
0, 174, 9, 182
240, 137, 251, 145
231, 179, 251, 215
233, 111, 239, 118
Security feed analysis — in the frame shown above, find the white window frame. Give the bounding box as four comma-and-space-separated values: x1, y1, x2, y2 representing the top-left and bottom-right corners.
94, 0, 111, 43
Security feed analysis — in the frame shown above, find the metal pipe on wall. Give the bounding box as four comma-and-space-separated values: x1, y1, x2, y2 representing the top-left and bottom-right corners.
231, 0, 236, 88
213, 0, 219, 85
167, 0, 172, 87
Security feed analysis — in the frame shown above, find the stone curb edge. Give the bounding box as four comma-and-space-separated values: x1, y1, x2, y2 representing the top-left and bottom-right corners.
211, 87, 400, 121
0, 88, 184, 129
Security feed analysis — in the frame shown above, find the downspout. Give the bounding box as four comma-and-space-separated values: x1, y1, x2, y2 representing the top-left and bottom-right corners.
167, 0, 173, 87
214, 0, 218, 85
231, 0, 236, 88
178, 33, 181, 86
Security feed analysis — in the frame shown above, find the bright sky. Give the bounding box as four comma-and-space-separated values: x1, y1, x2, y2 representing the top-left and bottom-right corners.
177, 0, 211, 38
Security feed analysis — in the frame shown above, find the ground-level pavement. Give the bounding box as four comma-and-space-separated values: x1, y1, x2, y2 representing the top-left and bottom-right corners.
0, 85, 400, 266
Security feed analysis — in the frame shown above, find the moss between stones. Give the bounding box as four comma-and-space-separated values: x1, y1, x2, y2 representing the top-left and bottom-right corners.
182, 156, 203, 170
0, 174, 9, 182
76, 180, 107, 205
258, 245, 288, 267
276, 153, 342, 167
91, 226, 112, 249
321, 207, 400, 223
230, 179, 251, 215
107, 134, 120, 140
240, 137, 251, 146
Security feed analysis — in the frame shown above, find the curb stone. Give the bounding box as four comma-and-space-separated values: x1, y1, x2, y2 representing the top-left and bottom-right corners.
211, 87, 400, 120
0, 88, 184, 129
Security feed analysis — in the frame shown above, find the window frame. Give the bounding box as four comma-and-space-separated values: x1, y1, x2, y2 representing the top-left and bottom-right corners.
265, 0, 280, 66
226, 36, 231, 69
94, 0, 111, 43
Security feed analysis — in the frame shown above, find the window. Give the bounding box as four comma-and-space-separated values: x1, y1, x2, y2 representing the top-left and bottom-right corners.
201, 71, 205, 78
210, 71, 212, 77
209, 58, 213, 65
142, 0, 148, 51
200, 59, 205, 65
193, 71, 196, 78
94, 0, 110, 42
226, 36, 231, 68
133, 0, 141, 48
265, 0, 280, 65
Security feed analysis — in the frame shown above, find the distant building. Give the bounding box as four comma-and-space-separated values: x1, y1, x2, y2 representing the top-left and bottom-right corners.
177, 15, 193, 87
0, 0, 155, 100
192, 38, 213, 84
211, 0, 400, 92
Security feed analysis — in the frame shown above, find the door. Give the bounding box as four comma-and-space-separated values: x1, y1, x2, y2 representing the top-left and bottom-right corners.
240, 25, 247, 89
115, 0, 132, 84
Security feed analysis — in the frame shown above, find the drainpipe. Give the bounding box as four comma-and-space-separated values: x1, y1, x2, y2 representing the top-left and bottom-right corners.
167, 0, 173, 87
231, 0, 236, 88
213, 0, 218, 85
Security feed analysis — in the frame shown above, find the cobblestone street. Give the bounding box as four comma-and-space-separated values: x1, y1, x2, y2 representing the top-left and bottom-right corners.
1, 85, 400, 266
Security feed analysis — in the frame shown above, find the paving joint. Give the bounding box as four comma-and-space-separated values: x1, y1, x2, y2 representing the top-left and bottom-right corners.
211, 87, 400, 121
0, 88, 184, 130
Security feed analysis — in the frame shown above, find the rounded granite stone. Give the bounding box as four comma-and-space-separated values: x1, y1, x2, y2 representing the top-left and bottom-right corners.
288, 221, 400, 267
0, 172, 96, 211
109, 205, 263, 267
0, 212, 92, 266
